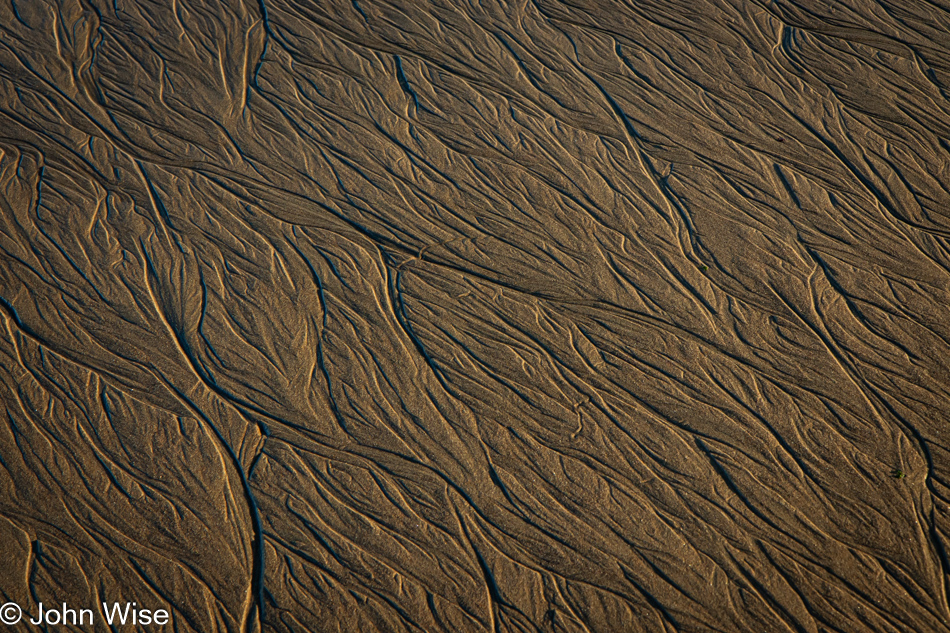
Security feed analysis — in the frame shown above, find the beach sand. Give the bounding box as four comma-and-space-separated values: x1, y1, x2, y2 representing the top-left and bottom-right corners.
1, 0, 949, 630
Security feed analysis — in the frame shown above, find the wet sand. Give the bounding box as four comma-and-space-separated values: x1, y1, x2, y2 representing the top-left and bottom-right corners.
1, 0, 950, 631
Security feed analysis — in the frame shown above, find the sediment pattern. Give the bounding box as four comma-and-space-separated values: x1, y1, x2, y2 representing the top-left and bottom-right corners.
2, 0, 950, 631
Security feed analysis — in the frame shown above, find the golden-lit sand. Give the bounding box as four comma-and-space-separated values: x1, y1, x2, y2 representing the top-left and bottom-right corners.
1, 0, 949, 630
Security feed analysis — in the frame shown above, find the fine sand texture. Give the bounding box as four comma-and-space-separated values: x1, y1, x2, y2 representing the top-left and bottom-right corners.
2, 1, 950, 631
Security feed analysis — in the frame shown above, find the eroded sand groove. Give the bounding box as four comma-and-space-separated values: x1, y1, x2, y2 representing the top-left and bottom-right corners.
1, 0, 950, 631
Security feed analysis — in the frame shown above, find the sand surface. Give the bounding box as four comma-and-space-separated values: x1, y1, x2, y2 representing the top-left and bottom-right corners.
1, 0, 950, 631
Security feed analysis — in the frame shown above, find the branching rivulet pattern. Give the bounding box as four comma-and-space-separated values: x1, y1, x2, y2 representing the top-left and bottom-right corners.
1, 0, 949, 631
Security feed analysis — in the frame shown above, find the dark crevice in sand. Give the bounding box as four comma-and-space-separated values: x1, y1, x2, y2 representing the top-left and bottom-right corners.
159, 379, 265, 633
